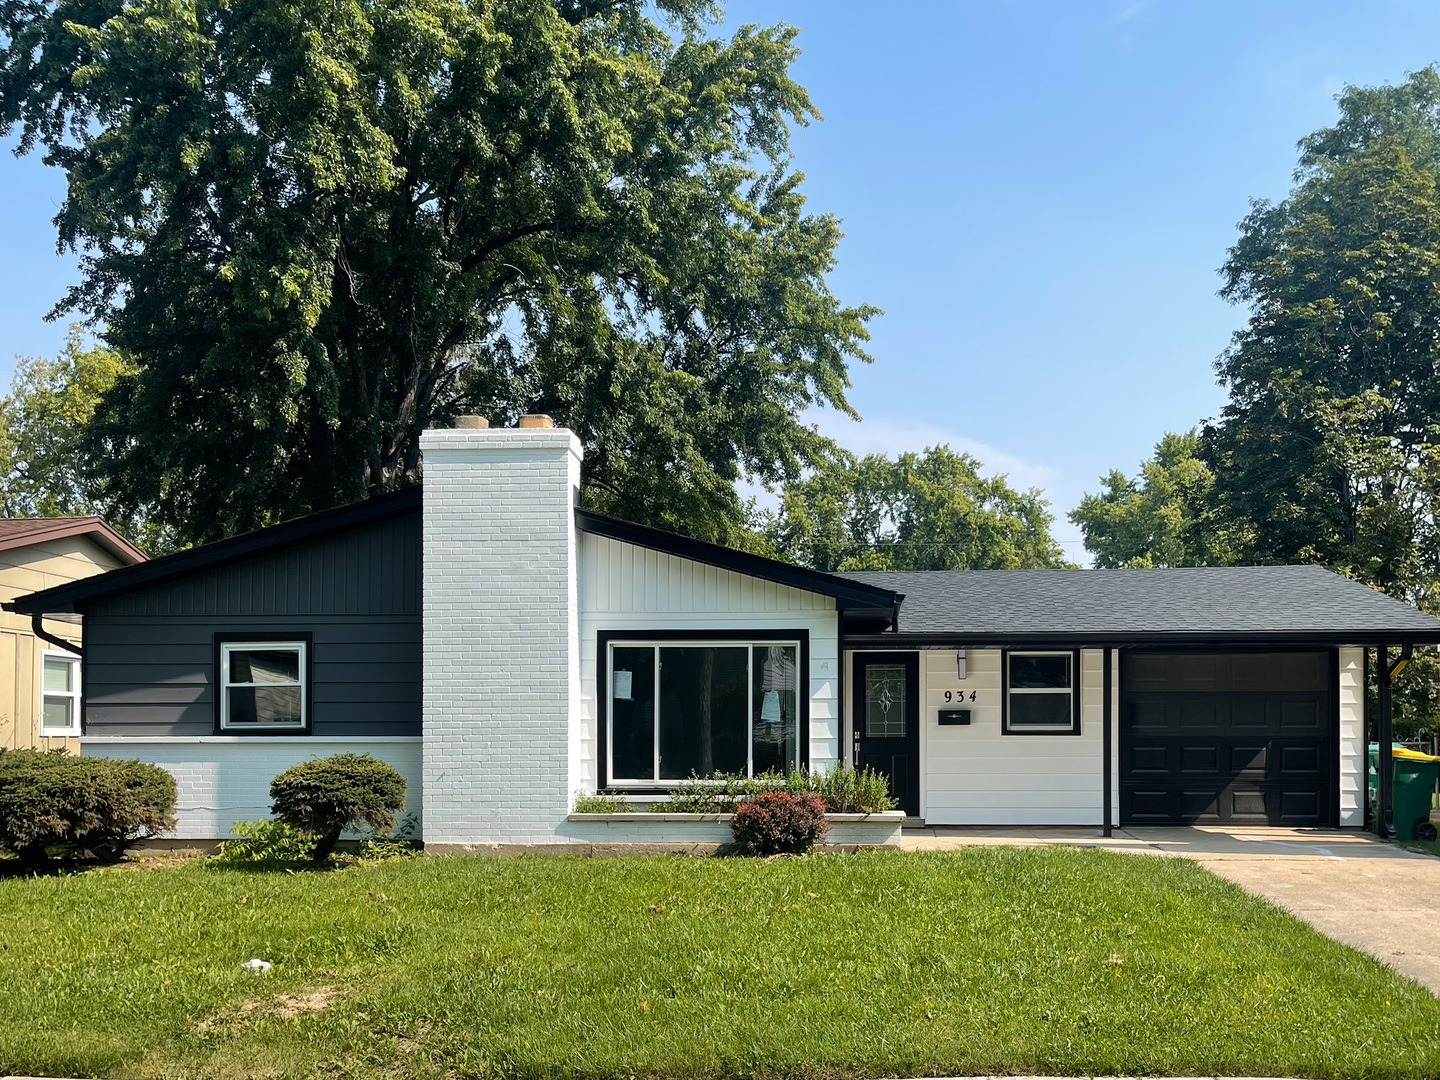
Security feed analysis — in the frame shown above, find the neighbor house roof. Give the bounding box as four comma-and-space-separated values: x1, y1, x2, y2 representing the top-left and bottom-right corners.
5, 488, 419, 615
840, 564, 1440, 645
0, 517, 147, 566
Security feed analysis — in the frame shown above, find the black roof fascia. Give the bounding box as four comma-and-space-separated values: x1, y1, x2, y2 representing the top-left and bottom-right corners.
843, 629, 1440, 648
574, 509, 901, 616
7, 486, 422, 616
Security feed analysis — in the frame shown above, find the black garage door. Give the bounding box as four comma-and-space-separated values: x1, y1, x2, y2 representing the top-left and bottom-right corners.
1121, 651, 1335, 826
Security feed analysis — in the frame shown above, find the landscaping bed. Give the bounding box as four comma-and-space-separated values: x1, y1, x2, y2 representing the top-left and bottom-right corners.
1, 847, 1438, 1078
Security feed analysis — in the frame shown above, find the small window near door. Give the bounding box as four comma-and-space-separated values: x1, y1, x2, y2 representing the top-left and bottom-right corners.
39, 652, 80, 735
219, 640, 308, 731
1003, 651, 1080, 734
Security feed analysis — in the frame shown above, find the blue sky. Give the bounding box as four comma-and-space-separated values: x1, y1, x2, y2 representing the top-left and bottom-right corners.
3, 1, 1440, 558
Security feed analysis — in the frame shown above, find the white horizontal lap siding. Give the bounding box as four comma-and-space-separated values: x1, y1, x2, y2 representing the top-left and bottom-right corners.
578, 534, 841, 791
1338, 646, 1364, 828
80, 736, 423, 841
920, 647, 1108, 826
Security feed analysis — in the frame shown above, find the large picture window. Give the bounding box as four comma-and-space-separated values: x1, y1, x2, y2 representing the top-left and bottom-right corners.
606, 638, 802, 785
219, 640, 308, 731
1003, 650, 1080, 735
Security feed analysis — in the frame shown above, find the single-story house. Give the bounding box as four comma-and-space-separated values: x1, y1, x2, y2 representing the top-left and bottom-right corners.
8, 418, 1440, 848
0, 517, 146, 752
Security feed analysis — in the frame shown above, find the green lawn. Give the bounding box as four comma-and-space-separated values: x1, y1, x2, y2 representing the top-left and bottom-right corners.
1, 848, 1438, 1079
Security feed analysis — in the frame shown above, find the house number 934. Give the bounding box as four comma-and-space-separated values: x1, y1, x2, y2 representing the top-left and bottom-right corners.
944, 690, 977, 703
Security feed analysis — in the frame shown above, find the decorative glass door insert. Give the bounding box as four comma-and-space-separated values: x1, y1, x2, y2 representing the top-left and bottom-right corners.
865, 664, 907, 738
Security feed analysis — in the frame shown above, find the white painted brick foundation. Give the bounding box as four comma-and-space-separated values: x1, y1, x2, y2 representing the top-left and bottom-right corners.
420, 426, 583, 844
80, 736, 423, 840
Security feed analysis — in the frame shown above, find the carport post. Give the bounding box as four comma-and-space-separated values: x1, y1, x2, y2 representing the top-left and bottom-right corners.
1377, 642, 1415, 840
1378, 646, 1393, 839
1102, 646, 1113, 837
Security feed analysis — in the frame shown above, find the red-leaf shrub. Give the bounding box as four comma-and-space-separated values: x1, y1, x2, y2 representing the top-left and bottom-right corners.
730, 790, 827, 855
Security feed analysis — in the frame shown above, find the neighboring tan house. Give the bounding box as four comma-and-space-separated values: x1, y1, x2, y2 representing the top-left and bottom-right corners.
0, 519, 146, 751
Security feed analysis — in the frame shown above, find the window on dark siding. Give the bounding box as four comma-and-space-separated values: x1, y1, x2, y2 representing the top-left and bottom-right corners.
220, 641, 306, 730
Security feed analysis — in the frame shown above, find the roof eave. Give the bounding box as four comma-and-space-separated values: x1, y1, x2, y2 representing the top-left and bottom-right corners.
843, 629, 1440, 648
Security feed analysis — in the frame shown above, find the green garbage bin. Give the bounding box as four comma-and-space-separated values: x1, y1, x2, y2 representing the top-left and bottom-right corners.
1368, 744, 1440, 841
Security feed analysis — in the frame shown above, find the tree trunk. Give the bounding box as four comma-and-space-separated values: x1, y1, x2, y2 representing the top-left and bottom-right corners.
311, 825, 345, 863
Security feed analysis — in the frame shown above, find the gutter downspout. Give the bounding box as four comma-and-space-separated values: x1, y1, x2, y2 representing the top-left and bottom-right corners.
1102, 646, 1113, 838
1363, 647, 1372, 831
30, 613, 82, 659
838, 615, 849, 769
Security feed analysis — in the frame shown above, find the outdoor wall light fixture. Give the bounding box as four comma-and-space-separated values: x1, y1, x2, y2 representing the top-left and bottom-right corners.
921, 647, 966, 678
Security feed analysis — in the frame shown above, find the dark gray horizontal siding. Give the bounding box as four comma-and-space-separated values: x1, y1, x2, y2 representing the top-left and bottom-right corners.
84, 615, 421, 736
88, 510, 420, 618
83, 509, 421, 738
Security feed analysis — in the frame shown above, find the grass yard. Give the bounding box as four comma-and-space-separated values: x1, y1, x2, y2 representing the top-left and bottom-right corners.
1, 847, 1438, 1080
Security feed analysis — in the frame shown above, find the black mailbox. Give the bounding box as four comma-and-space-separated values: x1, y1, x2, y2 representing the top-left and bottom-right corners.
938, 708, 971, 726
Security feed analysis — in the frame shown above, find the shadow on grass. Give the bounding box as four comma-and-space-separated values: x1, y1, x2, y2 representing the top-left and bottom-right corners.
0, 846, 213, 879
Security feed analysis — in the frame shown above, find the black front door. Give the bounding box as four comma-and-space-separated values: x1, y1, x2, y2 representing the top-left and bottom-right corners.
853, 652, 920, 817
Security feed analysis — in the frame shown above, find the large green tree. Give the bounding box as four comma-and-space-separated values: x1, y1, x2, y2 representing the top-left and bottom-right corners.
1079, 70, 1440, 734
1205, 68, 1440, 610
1069, 430, 1240, 569
762, 445, 1071, 573
0, 0, 874, 545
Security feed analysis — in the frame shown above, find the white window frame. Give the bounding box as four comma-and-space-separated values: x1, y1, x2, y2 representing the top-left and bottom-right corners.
606, 638, 802, 788
1003, 649, 1079, 735
218, 640, 308, 731
38, 650, 81, 736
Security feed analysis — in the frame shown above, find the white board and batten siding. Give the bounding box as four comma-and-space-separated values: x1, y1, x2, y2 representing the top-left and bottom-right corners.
1338, 646, 1364, 828
577, 533, 840, 791
845, 647, 1121, 826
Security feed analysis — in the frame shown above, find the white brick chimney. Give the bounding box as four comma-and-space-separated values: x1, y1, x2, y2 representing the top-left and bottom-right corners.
419, 419, 583, 845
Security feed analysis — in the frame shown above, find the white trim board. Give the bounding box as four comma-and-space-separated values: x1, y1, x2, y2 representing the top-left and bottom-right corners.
81, 735, 422, 745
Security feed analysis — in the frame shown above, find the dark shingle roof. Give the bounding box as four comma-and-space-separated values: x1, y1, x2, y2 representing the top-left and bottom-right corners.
840, 565, 1440, 644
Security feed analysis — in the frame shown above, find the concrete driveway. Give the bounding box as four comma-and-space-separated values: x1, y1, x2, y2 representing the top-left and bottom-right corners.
903, 825, 1440, 992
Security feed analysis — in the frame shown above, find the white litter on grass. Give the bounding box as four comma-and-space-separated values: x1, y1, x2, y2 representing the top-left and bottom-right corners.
241, 958, 273, 973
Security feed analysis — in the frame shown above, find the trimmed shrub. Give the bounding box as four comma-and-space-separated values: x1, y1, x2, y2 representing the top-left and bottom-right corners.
0, 749, 176, 864
83, 757, 178, 862
269, 753, 407, 862
730, 790, 827, 856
